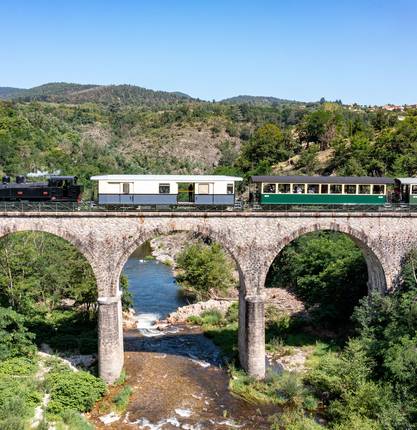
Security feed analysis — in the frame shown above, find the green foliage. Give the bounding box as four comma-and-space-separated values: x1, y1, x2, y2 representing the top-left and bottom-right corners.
238, 123, 290, 175
120, 274, 133, 311
270, 409, 323, 430
0, 372, 42, 425
59, 409, 94, 430
0, 356, 37, 376
0, 307, 36, 359
177, 242, 236, 301
112, 385, 133, 412
267, 232, 367, 327
230, 367, 317, 411
45, 368, 106, 415
0, 231, 97, 315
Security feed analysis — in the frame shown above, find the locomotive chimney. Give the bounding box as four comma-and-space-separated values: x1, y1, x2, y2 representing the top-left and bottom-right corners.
16, 175, 26, 184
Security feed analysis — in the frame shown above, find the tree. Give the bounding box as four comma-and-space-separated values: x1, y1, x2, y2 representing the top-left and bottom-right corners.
176, 242, 236, 301
238, 123, 289, 175
266, 232, 368, 326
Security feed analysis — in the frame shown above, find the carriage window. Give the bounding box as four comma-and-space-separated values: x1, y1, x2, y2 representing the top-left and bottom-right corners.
198, 183, 209, 194
412, 185, 417, 195
359, 185, 371, 194
372, 185, 385, 195
159, 183, 170, 194
307, 184, 319, 194
345, 185, 357, 194
293, 184, 305, 194
330, 184, 342, 194
227, 184, 234, 194
122, 183, 130, 194
278, 184, 291, 193
321, 184, 328, 194
263, 183, 276, 193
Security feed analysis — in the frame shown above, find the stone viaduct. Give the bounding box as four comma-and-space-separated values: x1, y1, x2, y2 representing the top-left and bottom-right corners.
0, 210, 414, 383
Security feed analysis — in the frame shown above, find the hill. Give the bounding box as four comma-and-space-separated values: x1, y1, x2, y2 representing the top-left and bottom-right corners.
0, 82, 195, 107
220, 95, 304, 106
0, 86, 26, 99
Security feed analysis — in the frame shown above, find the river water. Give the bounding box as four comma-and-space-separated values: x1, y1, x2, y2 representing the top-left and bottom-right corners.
90, 242, 272, 429
123, 244, 186, 336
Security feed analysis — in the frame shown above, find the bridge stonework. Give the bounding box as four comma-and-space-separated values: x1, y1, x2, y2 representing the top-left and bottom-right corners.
0, 211, 414, 383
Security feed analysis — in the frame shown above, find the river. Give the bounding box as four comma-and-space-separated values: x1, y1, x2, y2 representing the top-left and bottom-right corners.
90, 242, 272, 429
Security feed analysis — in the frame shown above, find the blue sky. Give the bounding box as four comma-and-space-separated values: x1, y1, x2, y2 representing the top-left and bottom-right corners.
1, 0, 417, 105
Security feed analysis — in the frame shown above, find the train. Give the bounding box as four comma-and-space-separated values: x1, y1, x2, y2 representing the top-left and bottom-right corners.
0, 175, 82, 202
1, 173, 417, 209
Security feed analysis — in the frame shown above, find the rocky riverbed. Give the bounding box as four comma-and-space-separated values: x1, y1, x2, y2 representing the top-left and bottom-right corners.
89, 325, 274, 429
92, 233, 308, 429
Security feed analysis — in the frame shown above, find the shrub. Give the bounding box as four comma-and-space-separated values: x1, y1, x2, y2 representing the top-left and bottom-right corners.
187, 315, 203, 325
112, 385, 132, 412
225, 302, 238, 323
0, 416, 26, 430
0, 307, 36, 360
200, 309, 224, 325
60, 409, 94, 430
0, 356, 37, 376
177, 242, 236, 301
0, 375, 42, 414
270, 409, 323, 430
46, 369, 106, 415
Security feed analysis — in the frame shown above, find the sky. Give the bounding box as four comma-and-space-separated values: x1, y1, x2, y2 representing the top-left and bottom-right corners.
1, 0, 417, 105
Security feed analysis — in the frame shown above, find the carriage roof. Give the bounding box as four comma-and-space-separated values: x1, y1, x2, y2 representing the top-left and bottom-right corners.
91, 175, 243, 182
251, 176, 395, 185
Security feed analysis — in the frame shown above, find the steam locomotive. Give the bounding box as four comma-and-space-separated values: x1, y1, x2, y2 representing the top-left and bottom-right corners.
0, 175, 82, 202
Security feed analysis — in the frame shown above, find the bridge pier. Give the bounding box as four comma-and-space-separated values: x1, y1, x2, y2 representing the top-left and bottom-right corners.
239, 292, 265, 379
98, 292, 124, 383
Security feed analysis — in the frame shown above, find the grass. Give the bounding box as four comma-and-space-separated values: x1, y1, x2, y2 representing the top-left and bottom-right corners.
112, 385, 133, 412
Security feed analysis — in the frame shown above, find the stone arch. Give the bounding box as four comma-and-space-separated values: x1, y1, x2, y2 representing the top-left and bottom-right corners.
111, 224, 246, 297
0, 223, 97, 276
264, 221, 388, 294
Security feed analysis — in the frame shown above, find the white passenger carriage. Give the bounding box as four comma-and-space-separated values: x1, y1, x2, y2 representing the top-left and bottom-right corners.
91, 175, 242, 207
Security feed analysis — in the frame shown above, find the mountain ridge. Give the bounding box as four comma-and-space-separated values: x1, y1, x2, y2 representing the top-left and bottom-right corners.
0, 82, 307, 107
0, 82, 195, 107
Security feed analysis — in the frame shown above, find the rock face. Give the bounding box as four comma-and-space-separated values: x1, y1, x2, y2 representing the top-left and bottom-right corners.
150, 232, 202, 269
123, 308, 138, 329
265, 288, 305, 315
164, 299, 234, 323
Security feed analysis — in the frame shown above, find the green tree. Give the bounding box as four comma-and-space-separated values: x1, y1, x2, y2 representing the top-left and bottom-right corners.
176, 242, 236, 301
238, 123, 289, 175
266, 232, 367, 326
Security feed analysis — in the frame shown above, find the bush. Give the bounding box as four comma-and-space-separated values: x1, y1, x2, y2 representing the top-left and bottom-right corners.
229, 367, 317, 411
0, 356, 37, 376
225, 302, 238, 323
200, 309, 224, 325
270, 409, 323, 430
46, 369, 106, 415
0, 416, 26, 430
0, 307, 36, 360
112, 385, 132, 412
60, 409, 94, 430
177, 242, 236, 301
0, 375, 42, 414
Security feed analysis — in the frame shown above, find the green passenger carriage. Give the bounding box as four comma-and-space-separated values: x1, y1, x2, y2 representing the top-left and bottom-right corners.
395, 178, 417, 205
252, 176, 395, 206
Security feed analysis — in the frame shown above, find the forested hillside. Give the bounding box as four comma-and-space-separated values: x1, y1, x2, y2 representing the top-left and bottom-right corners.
0, 82, 193, 106
0, 89, 416, 195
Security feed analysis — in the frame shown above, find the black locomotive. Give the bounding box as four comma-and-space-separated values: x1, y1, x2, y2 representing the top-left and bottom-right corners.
0, 175, 82, 202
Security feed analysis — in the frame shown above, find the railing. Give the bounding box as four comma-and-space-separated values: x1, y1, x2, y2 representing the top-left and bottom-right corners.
0, 201, 415, 213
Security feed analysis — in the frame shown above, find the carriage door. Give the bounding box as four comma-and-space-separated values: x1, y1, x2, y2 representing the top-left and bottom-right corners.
120, 182, 134, 204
